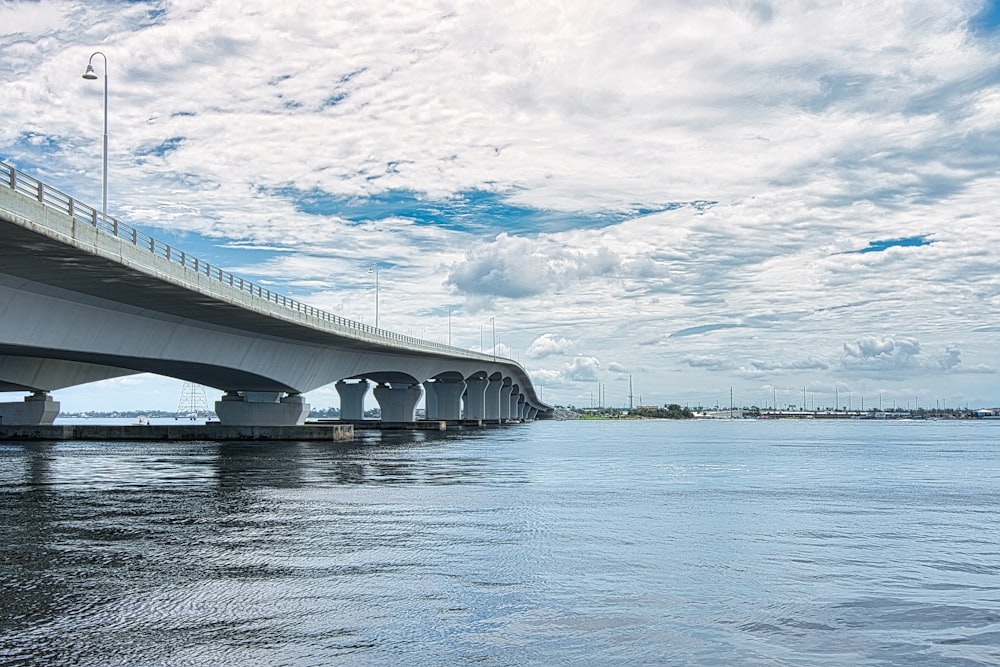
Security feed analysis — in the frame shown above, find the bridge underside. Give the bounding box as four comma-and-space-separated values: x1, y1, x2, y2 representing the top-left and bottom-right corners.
0, 276, 549, 426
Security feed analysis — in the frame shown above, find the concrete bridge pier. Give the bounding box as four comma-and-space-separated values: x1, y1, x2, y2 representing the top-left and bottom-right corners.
512, 394, 526, 421
499, 382, 514, 421
425, 379, 466, 420
0, 391, 59, 425
373, 382, 424, 422
424, 381, 438, 418
336, 380, 370, 420
484, 377, 503, 421
507, 390, 522, 421
214, 391, 310, 426
463, 377, 489, 420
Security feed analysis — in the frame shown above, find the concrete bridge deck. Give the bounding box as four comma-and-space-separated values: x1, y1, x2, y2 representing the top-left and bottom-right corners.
0, 161, 549, 426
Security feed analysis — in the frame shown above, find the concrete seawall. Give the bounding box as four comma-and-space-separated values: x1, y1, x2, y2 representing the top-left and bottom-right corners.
324, 419, 497, 431
0, 423, 354, 442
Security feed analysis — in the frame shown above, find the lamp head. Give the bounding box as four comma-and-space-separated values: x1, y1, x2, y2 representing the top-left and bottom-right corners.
82, 64, 98, 80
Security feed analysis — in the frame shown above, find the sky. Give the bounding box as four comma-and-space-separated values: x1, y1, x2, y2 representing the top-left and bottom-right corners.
3, 0, 1000, 413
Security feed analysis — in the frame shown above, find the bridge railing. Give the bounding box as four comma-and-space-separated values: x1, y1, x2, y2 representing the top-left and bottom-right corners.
0, 161, 509, 365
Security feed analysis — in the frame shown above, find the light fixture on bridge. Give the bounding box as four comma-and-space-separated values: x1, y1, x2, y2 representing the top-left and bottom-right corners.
81, 51, 109, 217
491, 316, 496, 361
368, 263, 380, 329
446, 305, 452, 346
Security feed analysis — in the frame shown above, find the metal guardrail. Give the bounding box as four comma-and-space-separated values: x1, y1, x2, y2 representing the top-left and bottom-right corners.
0, 160, 504, 363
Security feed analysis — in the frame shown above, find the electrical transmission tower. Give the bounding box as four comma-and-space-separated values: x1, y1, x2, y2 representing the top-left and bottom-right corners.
176, 382, 211, 419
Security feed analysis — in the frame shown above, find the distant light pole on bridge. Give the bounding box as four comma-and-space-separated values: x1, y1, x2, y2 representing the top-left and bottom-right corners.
368, 263, 379, 329
490, 316, 496, 361
446, 306, 452, 346
81, 51, 109, 217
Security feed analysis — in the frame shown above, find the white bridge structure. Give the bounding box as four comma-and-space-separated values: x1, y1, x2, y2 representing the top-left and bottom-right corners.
0, 162, 550, 426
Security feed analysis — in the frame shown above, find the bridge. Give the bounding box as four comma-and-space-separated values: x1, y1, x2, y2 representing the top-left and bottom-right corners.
0, 161, 550, 426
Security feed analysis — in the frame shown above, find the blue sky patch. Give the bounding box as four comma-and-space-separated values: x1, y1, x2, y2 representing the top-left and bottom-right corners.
971, 0, 1000, 35
324, 91, 350, 107
271, 185, 715, 234
131, 227, 296, 292
669, 323, 743, 338
136, 136, 184, 158
322, 69, 367, 108
854, 235, 932, 254
13, 132, 64, 155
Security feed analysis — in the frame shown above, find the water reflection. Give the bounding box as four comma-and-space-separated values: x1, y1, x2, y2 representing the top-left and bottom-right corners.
0, 430, 536, 665
2, 421, 998, 665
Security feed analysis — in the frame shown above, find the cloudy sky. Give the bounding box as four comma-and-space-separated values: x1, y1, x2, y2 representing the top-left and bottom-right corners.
3, 0, 1000, 413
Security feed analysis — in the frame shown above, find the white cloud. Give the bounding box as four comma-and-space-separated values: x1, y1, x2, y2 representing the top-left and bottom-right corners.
4, 1, 1000, 410
842, 335, 922, 371
564, 356, 601, 382
526, 333, 577, 359
447, 233, 620, 298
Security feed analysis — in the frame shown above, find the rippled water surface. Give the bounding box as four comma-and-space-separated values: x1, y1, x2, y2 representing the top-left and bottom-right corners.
2, 420, 999, 665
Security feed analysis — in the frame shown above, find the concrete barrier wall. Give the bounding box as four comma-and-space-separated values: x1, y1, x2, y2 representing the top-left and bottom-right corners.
0, 423, 354, 441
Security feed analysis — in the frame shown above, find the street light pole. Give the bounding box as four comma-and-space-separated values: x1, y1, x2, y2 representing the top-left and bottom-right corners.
368, 264, 379, 329
81, 51, 108, 216
447, 306, 452, 346
490, 317, 496, 361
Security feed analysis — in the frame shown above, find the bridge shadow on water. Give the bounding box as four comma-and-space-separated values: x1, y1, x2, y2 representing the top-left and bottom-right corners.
0, 427, 533, 664
1, 425, 515, 492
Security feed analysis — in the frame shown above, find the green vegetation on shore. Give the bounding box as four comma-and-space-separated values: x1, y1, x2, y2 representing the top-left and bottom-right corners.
554, 404, 694, 420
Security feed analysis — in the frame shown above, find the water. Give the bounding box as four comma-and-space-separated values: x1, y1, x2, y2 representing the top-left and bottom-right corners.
1, 419, 999, 665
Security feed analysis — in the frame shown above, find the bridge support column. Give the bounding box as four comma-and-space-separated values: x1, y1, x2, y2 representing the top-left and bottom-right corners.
484, 378, 503, 421
526, 406, 538, 420
373, 383, 423, 422
514, 394, 526, 421
463, 377, 489, 420
423, 381, 438, 419
0, 391, 59, 426
499, 383, 514, 421
336, 380, 370, 420
214, 391, 310, 426
425, 379, 466, 420
508, 392, 522, 421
